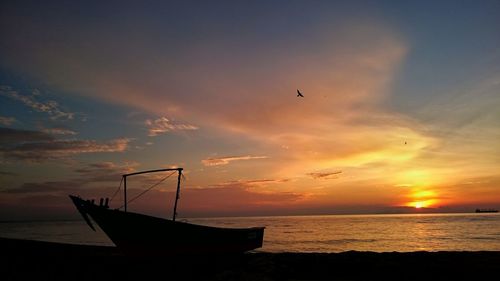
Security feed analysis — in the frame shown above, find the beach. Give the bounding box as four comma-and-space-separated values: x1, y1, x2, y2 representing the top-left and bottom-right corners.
3, 237, 500, 281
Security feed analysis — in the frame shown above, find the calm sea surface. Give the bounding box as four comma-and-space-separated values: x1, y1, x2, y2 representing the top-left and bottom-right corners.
1, 213, 500, 252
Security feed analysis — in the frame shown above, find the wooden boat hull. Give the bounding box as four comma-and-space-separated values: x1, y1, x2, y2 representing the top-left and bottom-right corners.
70, 195, 264, 255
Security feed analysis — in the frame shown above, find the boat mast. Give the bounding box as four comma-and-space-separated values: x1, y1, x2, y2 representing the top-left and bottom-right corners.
122, 168, 183, 219
173, 169, 182, 221
123, 176, 127, 212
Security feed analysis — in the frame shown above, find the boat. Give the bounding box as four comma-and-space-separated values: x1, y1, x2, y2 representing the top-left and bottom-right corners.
475, 209, 499, 213
70, 168, 265, 255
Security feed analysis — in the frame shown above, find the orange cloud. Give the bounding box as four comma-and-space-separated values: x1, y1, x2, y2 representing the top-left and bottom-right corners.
308, 171, 342, 180
201, 155, 269, 166
145, 117, 198, 136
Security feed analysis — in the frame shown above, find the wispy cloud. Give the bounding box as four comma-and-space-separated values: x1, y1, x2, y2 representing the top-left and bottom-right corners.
307, 171, 342, 180
2, 139, 130, 161
145, 117, 198, 136
0, 86, 74, 120
238, 178, 290, 185
0, 127, 130, 162
201, 155, 269, 166
210, 178, 290, 188
41, 127, 78, 135
0, 127, 53, 143
0, 116, 16, 126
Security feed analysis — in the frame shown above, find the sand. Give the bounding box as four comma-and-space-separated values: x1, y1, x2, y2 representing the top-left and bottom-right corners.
2, 237, 500, 280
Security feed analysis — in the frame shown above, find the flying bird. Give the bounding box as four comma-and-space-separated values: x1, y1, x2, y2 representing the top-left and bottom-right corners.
297, 89, 304, 97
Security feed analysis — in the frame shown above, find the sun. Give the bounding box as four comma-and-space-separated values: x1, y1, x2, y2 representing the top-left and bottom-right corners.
408, 199, 436, 209
404, 188, 439, 209
414, 201, 425, 209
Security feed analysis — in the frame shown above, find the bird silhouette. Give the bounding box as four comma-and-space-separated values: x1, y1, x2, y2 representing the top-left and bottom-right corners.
297, 89, 304, 97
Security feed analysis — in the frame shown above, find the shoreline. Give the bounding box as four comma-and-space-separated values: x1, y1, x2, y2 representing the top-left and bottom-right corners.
3, 237, 500, 280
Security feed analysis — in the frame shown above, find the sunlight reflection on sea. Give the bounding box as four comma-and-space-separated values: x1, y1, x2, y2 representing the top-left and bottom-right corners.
191, 213, 500, 252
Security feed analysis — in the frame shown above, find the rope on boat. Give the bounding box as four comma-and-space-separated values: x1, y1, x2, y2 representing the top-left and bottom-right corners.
109, 176, 124, 203
117, 171, 177, 209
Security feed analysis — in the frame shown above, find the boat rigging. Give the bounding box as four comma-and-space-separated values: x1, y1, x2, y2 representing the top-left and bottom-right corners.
121, 168, 183, 221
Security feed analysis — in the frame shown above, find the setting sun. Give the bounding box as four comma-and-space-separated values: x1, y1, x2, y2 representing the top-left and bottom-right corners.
407, 199, 436, 209
403, 188, 439, 209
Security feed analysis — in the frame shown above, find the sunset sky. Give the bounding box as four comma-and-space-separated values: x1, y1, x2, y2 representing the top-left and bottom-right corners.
1, 1, 499, 220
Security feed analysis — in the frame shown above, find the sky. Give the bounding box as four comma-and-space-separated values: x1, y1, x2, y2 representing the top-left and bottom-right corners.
1, 0, 499, 220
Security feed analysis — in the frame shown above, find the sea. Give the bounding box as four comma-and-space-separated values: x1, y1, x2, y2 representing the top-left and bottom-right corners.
1, 213, 500, 252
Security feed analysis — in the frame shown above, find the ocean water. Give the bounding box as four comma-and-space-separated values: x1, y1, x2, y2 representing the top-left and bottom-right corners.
1, 213, 500, 252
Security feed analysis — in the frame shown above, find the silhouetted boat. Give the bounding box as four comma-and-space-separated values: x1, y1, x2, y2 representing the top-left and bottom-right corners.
475, 209, 499, 213
70, 168, 264, 255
